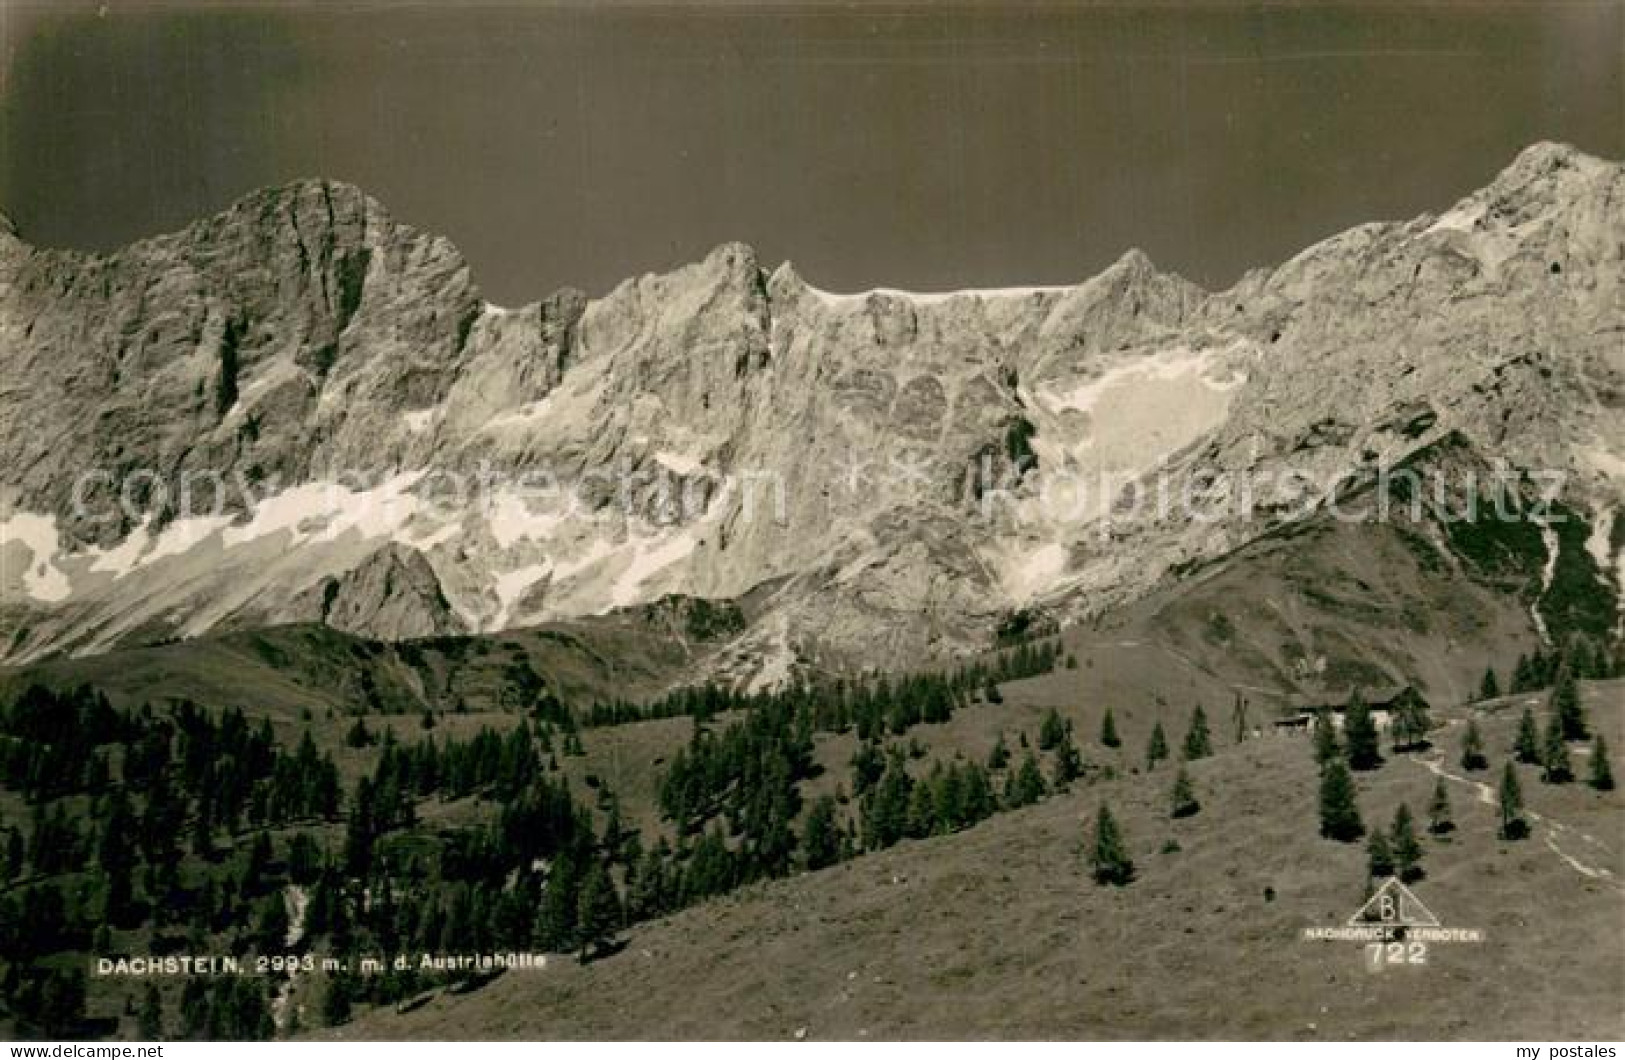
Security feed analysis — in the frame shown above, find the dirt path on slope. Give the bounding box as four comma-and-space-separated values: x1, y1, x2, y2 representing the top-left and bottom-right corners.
1418, 726, 1621, 891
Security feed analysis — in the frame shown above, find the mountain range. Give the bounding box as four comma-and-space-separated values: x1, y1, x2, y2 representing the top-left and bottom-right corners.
1, 141, 1621, 695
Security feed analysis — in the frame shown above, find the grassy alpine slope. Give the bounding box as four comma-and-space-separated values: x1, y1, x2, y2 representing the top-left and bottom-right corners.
0, 594, 750, 731
330, 681, 1624, 1041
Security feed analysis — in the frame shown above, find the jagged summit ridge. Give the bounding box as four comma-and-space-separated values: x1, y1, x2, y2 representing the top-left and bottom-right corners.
0, 142, 1620, 673
1, 140, 1613, 303
1496, 139, 1612, 188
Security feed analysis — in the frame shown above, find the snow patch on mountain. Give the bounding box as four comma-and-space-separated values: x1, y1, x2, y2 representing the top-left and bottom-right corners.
401, 409, 436, 433
609, 525, 706, 610
1585, 506, 1623, 637
1534, 520, 1561, 644
746, 615, 797, 693
805, 281, 1072, 307
88, 516, 235, 578
0, 511, 71, 602
222, 474, 423, 548
1426, 200, 1487, 236
491, 562, 552, 628
486, 491, 571, 550
1585, 507, 1615, 575
995, 541, 1070, 604
653, 450, 706, 476
1016, 343, 1250, 525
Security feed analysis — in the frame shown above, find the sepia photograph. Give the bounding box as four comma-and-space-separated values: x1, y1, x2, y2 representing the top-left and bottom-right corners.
0, 0, 1621, 1048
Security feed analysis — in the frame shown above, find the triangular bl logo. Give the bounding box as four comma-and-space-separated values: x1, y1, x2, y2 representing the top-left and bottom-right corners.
1347, 878, 1441, 927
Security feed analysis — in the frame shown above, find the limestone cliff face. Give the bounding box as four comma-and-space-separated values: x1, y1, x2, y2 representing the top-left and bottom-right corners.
0, 181, 496, 541
1, 144, 1621, 675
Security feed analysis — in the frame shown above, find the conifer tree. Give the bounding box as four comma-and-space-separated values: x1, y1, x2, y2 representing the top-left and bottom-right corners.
1511, 652, 1535, 693
906, 778, 936, 839
1342, 691, 1381, 771
320, 973, 353, 1027
1170, 766, 1199, 818
536, 848, 584, 949
1366, 828, 1394, 878
1532, 647, 1555, 687
1009, 752, 1047, 808
1573, 639, 1607, 680
1427, 778, 1454, 835
986, 732, 1010, 771
1182, 705, 1212, 761
1541, 712, 1574, 784
576, 861, 622, 963
99, 793, 136, 924
1478, 667, 1500, 702
961, 760, 994, 825
1498, 762, 1527, 840
1589, 733, 1615, 792
1089, 804, 1135, 886
4, 828, 23, 881
282, 832, 316, 890
1390, 692, 1432, 752
1312, 708, 1340, 766
1318, 758, 1363, 841
1038, 709, 1067, 751
803, 796, 841, 870
1390, 803, 1423, 882
1513, 707, 1541, 764
1146, 721, 1169, 770
1100, 707, 1121, 749
864, 764, 913, 849
849, 742, 885, 796
627, 841, 671, 921
1551, 666, 1588, 741
253, 893, 290, 954
1051, 737, 1085, 790
344, 718, 371, 749
138, 982, 164, 1040
24, 967, 87, 1038
1460, 719, 1488, 771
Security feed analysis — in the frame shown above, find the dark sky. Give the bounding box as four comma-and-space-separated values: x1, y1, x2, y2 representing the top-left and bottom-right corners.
1, 1, 1620, 303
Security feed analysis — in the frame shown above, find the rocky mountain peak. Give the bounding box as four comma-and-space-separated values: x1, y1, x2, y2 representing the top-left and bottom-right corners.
685, 241, 771, 311
201, 178, 392, 245
1105, 246, 1158, 279
291, 541, 463, 641
0, 211, 26, 277
765, 259, 809, 302
702, 239, 763, 274
1497, 140, 1607, 187
1418, 138, 1617, 243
